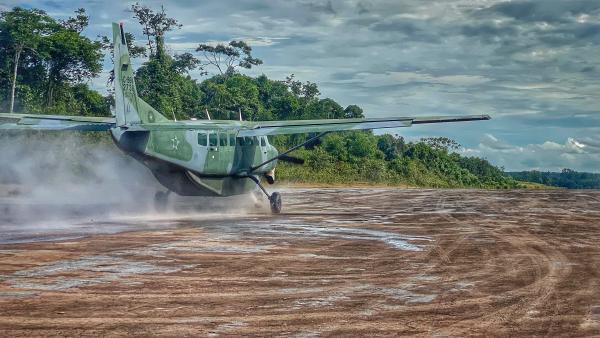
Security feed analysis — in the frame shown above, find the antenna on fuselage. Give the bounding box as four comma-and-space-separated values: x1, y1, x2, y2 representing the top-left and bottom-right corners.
205, 108, 211, 120
238, 107, 243, 121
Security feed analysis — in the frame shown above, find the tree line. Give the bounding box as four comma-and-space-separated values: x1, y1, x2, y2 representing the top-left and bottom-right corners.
508, 169, 600, 189
0, 5, 520, 189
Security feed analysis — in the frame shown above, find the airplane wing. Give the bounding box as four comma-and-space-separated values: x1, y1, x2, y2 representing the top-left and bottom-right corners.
236, 114, 490, 137
0, 113, 115, 131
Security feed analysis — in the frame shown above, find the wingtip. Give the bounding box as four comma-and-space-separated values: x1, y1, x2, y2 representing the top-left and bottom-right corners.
483, 114, 492, 120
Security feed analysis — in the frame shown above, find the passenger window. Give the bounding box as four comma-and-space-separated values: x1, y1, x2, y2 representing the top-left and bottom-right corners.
229, 134, 236, 147
198, 132, 207, 146
238, 137, 245, 146
244, 137, 253, 146
209, 132, 218, 147
260, 137, 266, 147
219, 133, 227, 147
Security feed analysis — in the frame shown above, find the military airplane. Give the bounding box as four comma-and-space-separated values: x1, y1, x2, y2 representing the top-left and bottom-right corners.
0, 23, 490, 213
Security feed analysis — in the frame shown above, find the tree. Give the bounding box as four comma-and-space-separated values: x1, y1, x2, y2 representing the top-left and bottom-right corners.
196, 40, 262, 75
131, 3, 181, 59
44, 27, 103, 106
172, 52, 201, 74
343, 104, 364, 118
377, 134, 405, 161
135, 57, 203, 120
60, 8, 88, 33
421, 137, 461, 151
256, 74, 299, 120
284, 74, 320, 101
0, 7, 55, 112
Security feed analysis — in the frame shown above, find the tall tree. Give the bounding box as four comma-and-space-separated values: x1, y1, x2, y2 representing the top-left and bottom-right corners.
60, 8, 88, 33
0, 8, 55, 112
43, 9, 102, 106
131, 3, 181, 59
196, 40, 262, 75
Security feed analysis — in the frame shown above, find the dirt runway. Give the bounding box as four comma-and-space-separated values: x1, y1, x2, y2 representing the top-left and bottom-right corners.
0, 188, 599, 336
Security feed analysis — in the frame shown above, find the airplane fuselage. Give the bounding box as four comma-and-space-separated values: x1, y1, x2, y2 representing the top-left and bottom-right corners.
110, 124, 278, 197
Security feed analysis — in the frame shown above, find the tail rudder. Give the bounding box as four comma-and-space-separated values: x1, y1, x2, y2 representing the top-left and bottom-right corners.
112, 22, 168, 125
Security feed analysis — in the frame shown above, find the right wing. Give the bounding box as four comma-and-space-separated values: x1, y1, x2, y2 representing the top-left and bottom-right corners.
236, 115, 491, 137
0, 113, 115, 131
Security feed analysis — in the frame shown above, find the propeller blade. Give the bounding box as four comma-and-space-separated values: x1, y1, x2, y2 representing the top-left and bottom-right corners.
278, 154, 305, 164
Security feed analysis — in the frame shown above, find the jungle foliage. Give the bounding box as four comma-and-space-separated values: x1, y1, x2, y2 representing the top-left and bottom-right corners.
508, 169, 600, 189
0, 7, 107, 115
0, 5, 520, 189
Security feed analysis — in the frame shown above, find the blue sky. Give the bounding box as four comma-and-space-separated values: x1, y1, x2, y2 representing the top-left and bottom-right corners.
3, 0, 599, 172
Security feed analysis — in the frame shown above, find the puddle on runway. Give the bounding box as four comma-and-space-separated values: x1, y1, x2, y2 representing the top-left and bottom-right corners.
0, 254, 193, 291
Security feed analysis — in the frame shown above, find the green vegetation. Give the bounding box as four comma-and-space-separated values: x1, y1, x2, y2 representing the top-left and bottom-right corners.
0, 7, 107, 116
0, 5, 522, 189
276, 135, 517, 188
508, 169, 600, 189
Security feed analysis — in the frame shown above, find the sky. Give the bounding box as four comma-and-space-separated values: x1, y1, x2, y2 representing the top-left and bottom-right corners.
2, 0, 599, 172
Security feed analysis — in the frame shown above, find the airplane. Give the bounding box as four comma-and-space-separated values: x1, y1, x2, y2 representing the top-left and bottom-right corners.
0, 23, 491, 214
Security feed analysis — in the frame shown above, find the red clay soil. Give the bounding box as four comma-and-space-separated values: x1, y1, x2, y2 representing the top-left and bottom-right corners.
0, 188, 599, 336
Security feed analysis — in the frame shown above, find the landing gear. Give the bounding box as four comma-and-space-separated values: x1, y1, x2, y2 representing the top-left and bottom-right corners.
247, 175, 282, 214
154, 190, 170, 212
269, 192, 282, 214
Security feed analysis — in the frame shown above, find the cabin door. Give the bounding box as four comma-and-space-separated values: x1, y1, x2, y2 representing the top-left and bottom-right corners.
205, 131, 220, 174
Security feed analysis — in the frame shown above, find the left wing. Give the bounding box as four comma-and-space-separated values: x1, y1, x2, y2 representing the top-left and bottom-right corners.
237, 114, 490, 137
0, 113, 115, 131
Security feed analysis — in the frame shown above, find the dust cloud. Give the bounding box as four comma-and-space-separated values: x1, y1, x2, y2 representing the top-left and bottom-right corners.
0, 131, 266, 243
0, 132, 159, 223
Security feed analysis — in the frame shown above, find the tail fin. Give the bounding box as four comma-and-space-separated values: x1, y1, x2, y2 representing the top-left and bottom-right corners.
112, 22, 168, 126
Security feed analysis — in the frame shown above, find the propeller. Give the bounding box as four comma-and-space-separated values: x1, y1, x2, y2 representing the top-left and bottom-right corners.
277, 154, 305, 164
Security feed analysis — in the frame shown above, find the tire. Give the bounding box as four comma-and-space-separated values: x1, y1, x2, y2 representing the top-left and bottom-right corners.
269, 192, 282, 214
265, 175, 275, 185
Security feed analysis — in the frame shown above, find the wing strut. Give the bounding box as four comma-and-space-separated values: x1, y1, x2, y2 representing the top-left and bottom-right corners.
248, 132, 328, 173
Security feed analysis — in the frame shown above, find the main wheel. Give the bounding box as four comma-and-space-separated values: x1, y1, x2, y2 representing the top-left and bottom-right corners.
269, 192, 282, 214
154, 191, 168, 212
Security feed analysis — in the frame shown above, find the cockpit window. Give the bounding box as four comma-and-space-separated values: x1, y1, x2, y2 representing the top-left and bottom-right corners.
260, 137, 266, 147
219, 133, 227, 147
229, 133, 236, 147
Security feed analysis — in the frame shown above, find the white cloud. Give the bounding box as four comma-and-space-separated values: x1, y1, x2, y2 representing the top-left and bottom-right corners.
462, 134, 600, 172
335, 71, 491, 88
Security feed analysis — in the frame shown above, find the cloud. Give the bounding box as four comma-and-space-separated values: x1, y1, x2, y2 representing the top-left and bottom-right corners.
302, 0, 336, 15
483, 0, 600, 23
463, 134, 600, 171
480, 134, 514, 150
333, 71, 491, 88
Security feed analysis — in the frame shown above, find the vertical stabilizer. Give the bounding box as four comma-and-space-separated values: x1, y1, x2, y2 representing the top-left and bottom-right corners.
112, 22, 168, 126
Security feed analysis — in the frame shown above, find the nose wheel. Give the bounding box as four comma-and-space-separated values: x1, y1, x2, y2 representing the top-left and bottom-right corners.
269, 192, 282, 214
246, 175, 282, 214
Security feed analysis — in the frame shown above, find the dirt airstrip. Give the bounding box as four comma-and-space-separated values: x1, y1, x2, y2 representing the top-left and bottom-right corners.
0, 188, 599, 336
